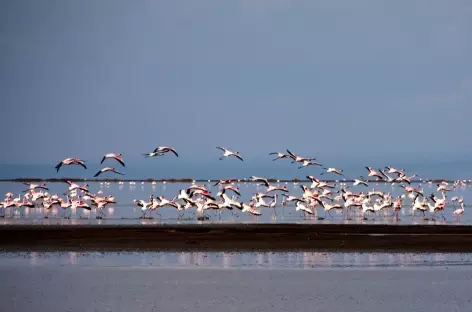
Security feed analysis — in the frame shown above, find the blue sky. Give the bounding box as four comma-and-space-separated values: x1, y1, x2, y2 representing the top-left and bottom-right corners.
1, 0, 471, 167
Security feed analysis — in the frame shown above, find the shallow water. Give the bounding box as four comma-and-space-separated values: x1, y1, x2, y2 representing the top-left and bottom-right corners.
1, 181, 470, 225
1, 251, 471, 312
1, 251, 472, 269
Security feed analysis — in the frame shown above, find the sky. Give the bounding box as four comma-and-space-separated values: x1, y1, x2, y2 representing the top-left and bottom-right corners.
1, 0, 471, 168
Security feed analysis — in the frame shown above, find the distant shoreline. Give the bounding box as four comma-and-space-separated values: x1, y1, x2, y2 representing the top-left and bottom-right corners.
2, 223, 472, 252
0, 178, 464, 183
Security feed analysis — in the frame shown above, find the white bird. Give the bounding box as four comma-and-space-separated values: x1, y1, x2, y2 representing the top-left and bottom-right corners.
134, 199, 152, 218
101, 153, 125, 167
55, 158, 87, 172
320, 167, 344, 177
143, 152, 164, 158
65, 181, 89, 192
365, 167, 384, 180
254, 197, 270, 208
361, 198, 375, 219
94, 167, 125, 177
250, 176, 269, 186
384, 166, 405, 176
23, 183, 49, 191
295, 201, 314, 214
379, 170, 398, 183
396, 173, 416, 185
353, 178, 369, 187
268, 152, 292, 161
437, 183, 453, 192
178, 189, 194, 202
411, 195, 428, 219
298, 160, 322, 169
216, 147, 243, 161
286, 149, 314, 163
241, 202, 261, 215
453, 198, 465, 219
321, 201, 343, 218
152, 146, 179, 157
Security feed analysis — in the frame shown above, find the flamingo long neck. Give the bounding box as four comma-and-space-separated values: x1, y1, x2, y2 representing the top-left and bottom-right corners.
441, 192, 446, 201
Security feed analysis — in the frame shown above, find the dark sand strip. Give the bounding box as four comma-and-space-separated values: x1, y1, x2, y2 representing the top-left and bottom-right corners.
2, 224, 472, 252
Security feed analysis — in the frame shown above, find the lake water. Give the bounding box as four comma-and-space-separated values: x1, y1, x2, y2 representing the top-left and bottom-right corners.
2, 163, 472, 311
0, 179, 471, 224
1, 251, 471, 312
1, 251, 472, 268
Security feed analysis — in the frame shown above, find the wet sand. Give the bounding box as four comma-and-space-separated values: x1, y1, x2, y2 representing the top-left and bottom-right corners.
2, 223, 472, 252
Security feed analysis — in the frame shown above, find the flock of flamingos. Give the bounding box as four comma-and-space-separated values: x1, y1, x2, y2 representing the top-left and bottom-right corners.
0, 146, 468, 222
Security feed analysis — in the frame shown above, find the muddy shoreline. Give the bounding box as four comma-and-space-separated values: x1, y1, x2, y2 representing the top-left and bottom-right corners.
1, 224, 472, 252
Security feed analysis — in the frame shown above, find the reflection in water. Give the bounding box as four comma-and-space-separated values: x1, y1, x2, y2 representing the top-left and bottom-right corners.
1, 181, 472, 225
222, 252, 232, 268
2, 251, 472, 269
30, 252, 38, 266
69, 252, 77, 265
107, 207, 115, 216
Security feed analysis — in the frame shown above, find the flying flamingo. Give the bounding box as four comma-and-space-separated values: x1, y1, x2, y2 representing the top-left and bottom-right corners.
268, 152, 292, 161
286, 149, 314, 163
143, 152, 164, 158
101, 153, 125, 167
55, 158, 87, 172
152, 146, 179, 157
320, 167, 345, 177
94, 167, 125, 177
365, 167, 384, 180
216, 147, 243, 161
298, 160, 322, 169
23, 183, 49, 192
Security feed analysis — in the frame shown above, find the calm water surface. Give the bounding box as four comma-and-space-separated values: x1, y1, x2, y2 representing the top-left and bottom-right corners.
1, 251, 472, 268
1, 251, 471, 312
